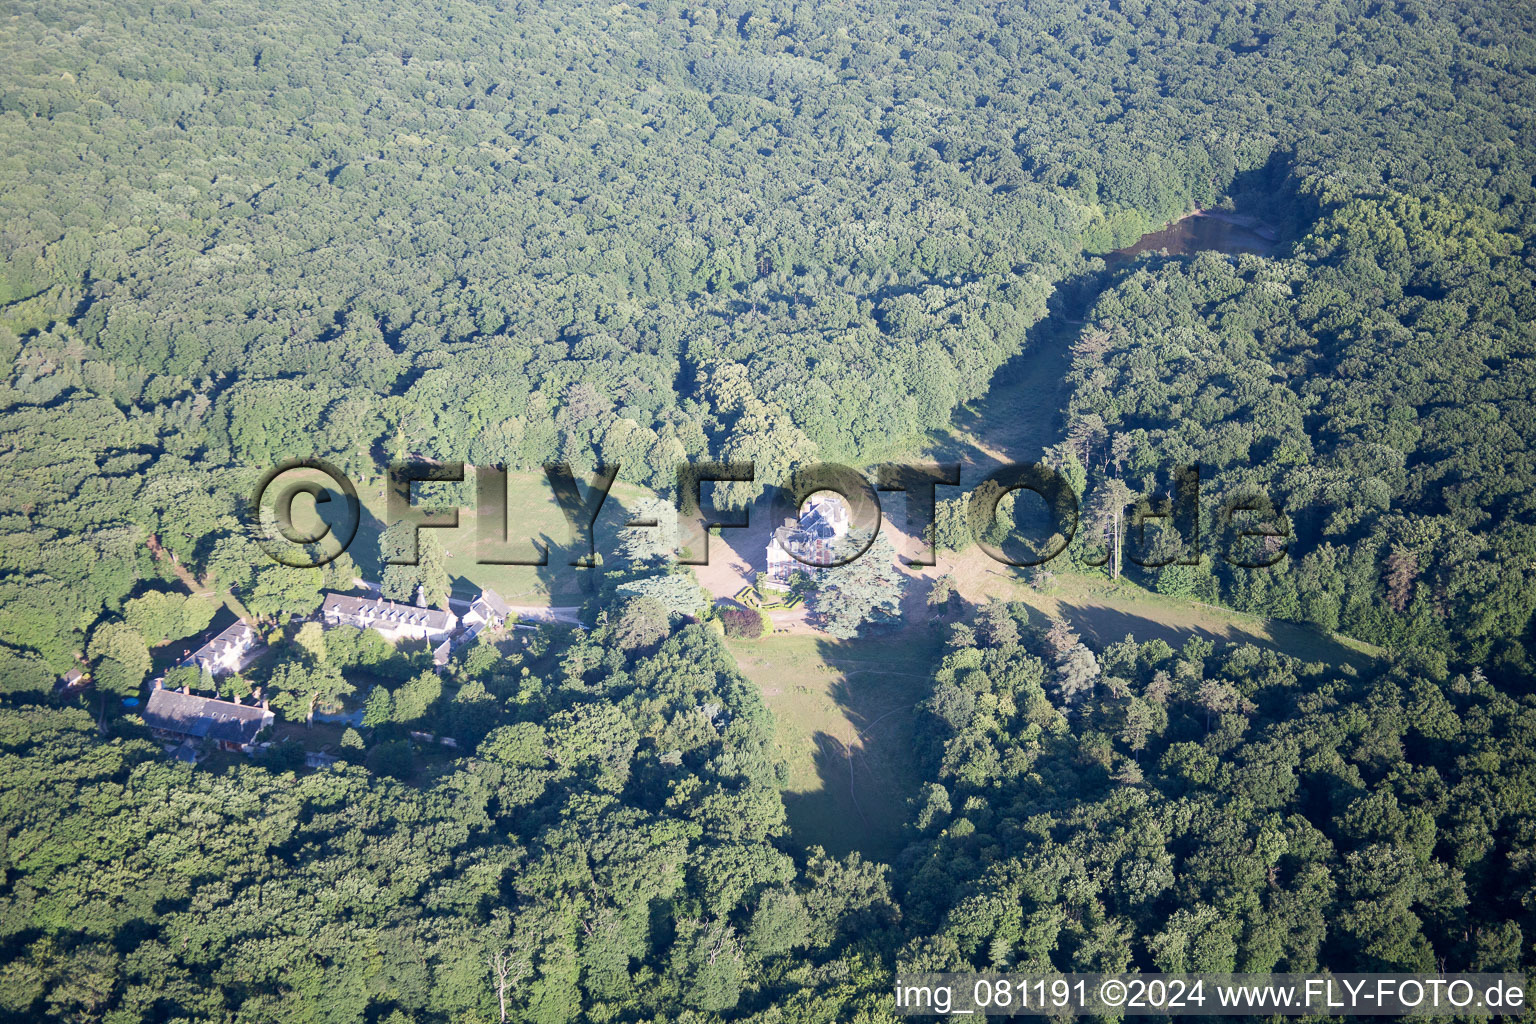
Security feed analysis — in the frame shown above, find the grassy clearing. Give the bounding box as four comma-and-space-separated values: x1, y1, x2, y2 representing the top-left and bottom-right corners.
728, 629, 943, 861
302, 468, 657, 602
933, 548, 1384, 669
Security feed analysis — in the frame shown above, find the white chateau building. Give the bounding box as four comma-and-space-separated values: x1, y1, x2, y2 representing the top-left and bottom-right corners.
179, 621, 258, 676
765, 493, 851, 587
321, 593, 457, 642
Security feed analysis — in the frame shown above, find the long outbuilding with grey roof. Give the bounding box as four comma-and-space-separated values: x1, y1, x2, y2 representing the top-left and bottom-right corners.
142, 686, 274, 754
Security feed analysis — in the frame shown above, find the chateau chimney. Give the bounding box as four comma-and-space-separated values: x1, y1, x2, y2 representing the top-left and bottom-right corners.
260, 699, 269, 710
181, 684, 191, 695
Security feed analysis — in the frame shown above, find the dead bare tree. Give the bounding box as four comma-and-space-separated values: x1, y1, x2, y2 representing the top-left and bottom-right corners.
487, 947, 530, 1024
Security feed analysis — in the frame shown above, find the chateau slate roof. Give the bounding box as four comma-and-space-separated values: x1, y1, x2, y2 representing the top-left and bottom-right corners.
321, 593, 456, 632
181, 621, 256, 670
143, 688, 274, 747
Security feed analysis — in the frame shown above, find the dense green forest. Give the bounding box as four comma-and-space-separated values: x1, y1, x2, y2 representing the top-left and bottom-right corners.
1058, 184, 1536, 673
0, 619, 843, 1023
5, 0, 1536, 1020
5, 0, 1536, 677
900, 608, 1536, 981
9, 603, 1536, 1022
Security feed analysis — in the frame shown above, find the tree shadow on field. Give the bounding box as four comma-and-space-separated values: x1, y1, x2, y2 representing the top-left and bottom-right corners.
1049, 597, 1378, 673
777, 632, 943, 862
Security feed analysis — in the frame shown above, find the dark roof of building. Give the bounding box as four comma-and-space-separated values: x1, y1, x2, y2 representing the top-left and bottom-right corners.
799, 496, 848, 533
454, 620, 488, 650
801, 516, 838, 540
769, 496, 850, 565
143, 688, 273, 747
322, 593, 456, 631
477, 587, 512, 618
769, 518, 838, 567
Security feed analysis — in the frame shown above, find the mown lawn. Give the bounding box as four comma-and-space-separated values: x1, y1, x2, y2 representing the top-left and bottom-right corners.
728, 628, 943, 862
339, 468, 656, 602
